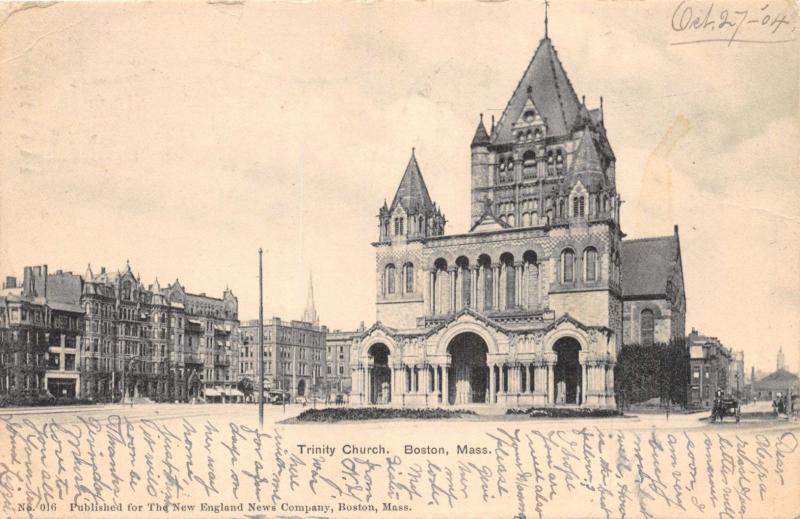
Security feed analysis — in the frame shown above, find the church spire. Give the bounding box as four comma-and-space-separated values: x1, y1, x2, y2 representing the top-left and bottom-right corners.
303, 273, 319, 326
544, 0, 549, 38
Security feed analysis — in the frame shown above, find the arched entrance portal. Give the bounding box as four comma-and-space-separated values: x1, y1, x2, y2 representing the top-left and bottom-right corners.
297, 379, 306, 397
553, 337, 582, 405
447, 332, 488, 405
368, 343, 391, 404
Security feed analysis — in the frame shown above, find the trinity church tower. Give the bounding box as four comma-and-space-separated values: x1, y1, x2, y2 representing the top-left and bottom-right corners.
352, 15, 684, 409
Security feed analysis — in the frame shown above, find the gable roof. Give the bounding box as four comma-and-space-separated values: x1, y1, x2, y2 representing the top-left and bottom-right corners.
389, 150, 435, 214
757, 369, 799, 384
469, 211, 511, 233
492, 37, 581, 143
621, 234, 678, 298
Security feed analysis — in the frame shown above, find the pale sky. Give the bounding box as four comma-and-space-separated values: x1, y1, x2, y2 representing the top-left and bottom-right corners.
0, 0, 797, 374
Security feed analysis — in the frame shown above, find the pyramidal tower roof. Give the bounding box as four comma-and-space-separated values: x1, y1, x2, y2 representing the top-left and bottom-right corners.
570, 131, 603, 175
302, 273, 319, 326
491, 36, 581, 143
471, 114, 490, 147
389, 149, 435, 214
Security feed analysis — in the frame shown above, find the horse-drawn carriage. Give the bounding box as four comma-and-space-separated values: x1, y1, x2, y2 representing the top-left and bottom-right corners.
711, 395, 740, 423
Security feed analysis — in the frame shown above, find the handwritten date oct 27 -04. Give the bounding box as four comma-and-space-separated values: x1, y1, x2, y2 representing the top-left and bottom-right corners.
670, 1, 796, 45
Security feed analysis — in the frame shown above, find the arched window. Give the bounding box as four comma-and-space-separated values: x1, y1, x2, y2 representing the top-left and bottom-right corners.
404, 263, 414, 293
478, 254, 493, 310
584, 247, 598, 282
456, 256, 470, 308
572, 196, 585, 217
522, 150, 536, 177
561, 249, 575, 283
522, 212, 531, 226
385, 264, 396, 295
501, 253, 515, 309
507, 214, 516, 226
640, 309, 655, 347
555, 149, 564, 173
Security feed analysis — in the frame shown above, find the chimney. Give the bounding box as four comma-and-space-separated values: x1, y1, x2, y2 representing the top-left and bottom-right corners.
101, 267, 106, 274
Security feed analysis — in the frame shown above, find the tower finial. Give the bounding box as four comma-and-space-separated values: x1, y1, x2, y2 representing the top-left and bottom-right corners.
479, 112, 483, 122
544, 0, 549, 38
412, 146, 415, 156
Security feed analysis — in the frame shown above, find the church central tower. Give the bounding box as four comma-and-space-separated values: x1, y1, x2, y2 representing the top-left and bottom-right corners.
470, 36, 619, 234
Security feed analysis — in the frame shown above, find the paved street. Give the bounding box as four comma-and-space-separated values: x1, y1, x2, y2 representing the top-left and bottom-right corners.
3, 400, 795, 433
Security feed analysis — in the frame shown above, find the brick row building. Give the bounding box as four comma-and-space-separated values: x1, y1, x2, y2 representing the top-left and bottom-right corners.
0, 263, 240, 402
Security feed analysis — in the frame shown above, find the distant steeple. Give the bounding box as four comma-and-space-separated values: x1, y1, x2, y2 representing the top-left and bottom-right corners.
777, 347, 785, 371
303, 273, 319, 326
84, 263, 94, 282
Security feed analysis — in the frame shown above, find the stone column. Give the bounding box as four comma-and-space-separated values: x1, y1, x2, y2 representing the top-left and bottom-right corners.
448, 267, 457, 313
498, 265, 506, 312
492, 263, 501, 311
442, 364, 449, 405
476, 266, 483, 312
433, 366, 440, 403
427, 270, 436, 315
515, 262, 523, 309
489, 364, 496, 404
471, 267, 479, 308
365, 366, 372, 404
547, 361, 555, 405
582, 362, 588, 405
455, 269, 463, 311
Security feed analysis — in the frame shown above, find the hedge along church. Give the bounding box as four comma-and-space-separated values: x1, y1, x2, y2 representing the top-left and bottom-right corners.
351, 17, 686, 409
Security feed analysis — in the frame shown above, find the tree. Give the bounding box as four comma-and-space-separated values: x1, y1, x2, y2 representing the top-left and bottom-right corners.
614, 337, 689, 408
238, 377, 254, 402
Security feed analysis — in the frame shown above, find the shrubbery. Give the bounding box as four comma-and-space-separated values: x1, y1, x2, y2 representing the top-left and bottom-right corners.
614, 338, 689, 407
506, 407, 622, 418
296, 407, 476, 422
0, 390, 97, 408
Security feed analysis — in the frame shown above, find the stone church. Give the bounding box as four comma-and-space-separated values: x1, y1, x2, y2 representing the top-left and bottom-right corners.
351, 25, 685, 408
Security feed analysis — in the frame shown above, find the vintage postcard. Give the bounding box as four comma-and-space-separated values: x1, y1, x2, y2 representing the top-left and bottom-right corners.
0, 0, 798, 518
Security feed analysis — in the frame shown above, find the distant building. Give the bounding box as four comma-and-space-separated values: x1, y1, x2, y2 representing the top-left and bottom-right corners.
1, 262, 240, 402
325, 322, 365, 395
752, 348, 799, 401
728, 350, 745, 398
238, 276, 327, 401
687, 329, 732, 408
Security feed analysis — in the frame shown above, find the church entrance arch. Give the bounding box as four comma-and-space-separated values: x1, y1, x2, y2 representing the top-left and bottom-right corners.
297, 379, 306, 397
368, 343, 392, 404
553, 337, 582, 405
447, 332, 488, 405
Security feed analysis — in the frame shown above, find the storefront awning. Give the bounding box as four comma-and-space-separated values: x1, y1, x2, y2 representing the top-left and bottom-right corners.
204, 388, 221, 397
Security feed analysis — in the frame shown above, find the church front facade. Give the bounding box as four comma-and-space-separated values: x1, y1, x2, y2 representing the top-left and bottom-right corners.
350, 28, 669, 409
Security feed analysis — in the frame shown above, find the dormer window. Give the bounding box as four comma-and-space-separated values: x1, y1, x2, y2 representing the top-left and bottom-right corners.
524, 110, 535, 123
534, 128, 543, 140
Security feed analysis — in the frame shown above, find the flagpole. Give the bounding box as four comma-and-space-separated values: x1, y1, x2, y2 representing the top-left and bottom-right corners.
258, 248, 264, 429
